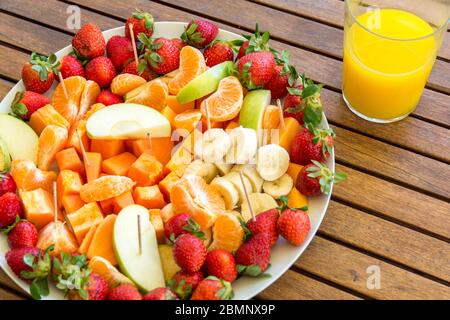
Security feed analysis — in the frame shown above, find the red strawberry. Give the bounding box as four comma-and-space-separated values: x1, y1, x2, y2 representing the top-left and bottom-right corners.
246, 208, 279, 247
125, 9, 154, 41
0, 173, 17, 196
191, 276, 234, 300
21, 53, 58, 94
237, 41, 249, 60
106, 35, 134, 71
204, 249, 237, 282
204, 41, 236, 67
168, 270, 204, 300
171, 38, 186, 51
121, 59, 156, 81
72, 23, 106, 59
181, 19, 218, 48
237, 51, 276, 89
143, 287, 178, 300
290, 126, 334, 165
237, 24, 271, 59
283, 85, 305, 124
107, 284, 142, 300
0, 192, 22, 228
58, 55, 85, 80
173, 234, 206, 273
10, 91, 50, 120
264, 64, 288, 99
84, 273, 109, 300
5, 247, 40, 279
7, 220, 38, 249
164, 214, 204, 241
296, 161, 347, 196
85, 56, 117, 88
277, 208, 311, 246
235, 233, 270, 276
96, 90, 123, 106
141, 37, 180, 75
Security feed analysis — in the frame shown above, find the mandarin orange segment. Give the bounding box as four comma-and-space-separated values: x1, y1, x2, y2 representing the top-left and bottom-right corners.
29, 104, 70, 135
37, 221, 78, 256
170, 174, 225, 230
66, 120, 90, 157
51, 76, 86, 124
173, 109, 203, 133
166, 95, 195, 114
111, 73, 146, 96
11, 159, 56, 193
124, 78, 168, 111
37, 125, 69, 171
209, 212, 244, 253
84, 103, 106, 119
168, 46, 207, 95
200, 76, 244, 122
78, 80, 101, 119
79, 175, 135, 202
262, 105, 281, 129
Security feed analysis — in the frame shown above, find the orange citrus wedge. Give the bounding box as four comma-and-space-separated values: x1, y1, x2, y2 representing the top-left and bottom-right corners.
11, 159, 56, 193
37, 125, 69, 171
111, 73, 146, 96
124, 78, 168, 111
209, 212, 244, 253
78, 80, 101, 119
79, 175, 135, 202
51, 76, 86, 124
173, 109, 203, 133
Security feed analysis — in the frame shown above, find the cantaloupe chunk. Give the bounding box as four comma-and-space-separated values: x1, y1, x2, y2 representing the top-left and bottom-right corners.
131, 137, 174, 166
160, 203, 175, 224
286, 163, 303, 182
61, 194, 85, 214
262, 105, 280, 129
149, 209, 165, 244
166, 95, 195, 114
78, 224, 98, 254
225, 121, 239, 132
66, 121, 90, 157
279, 117, 301, 151
67, 202, 104, 243
128, 153, 163, 187
161, 106, 176, 128
57, 170, 83, 208
87, 214, 118, 265
84, 152, 102, 182
112, 191, 134, 214
164, 129, 201, 176
90, 139, 125, 159
133, 186, 165, 209
29, 104, 70, 135
99, 198, 114, 215
287, 187, 308, 209
158, 172, 179, 201
55, 147, 84, 175
20, 188, 55, 230
101, 152, 136, 176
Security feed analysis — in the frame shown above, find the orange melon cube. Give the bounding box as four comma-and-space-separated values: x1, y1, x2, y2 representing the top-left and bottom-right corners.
287, 187, 308, 209
133, 186, 166, 209
99, 198, 114, 215
101, 152, 136, 176
158, 172, 179, 201
87, 214, 118, 265
149, 209, 165, 244
286, 163, 303, 182
67, 202, 104, 243
20, 188, 55, 230
132, 137, 174, 166
90, 139, 125, 159
84, 152, 102, 182
128, 153, 163, 187
161, 106, 177, 128
225, 121, 239, 132
124, 140, 135, 152
112, 191, 134, 214
262, 105, 280, 129
56, 170, 83, 208
61, 194, 85, 214
166, 95, 195, 114
55, 147, 84, 175
29, 104, 70, 135
78, 224, 98, 254
164, 129, 201, 176
279, 117, 301, 151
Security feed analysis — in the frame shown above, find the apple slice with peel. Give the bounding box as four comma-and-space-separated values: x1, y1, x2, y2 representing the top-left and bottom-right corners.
0, 114, 38, 163
113, 205, 165, 293
86, 103, 171, 140
176, 61, 234, 104
239, 90, 271, 132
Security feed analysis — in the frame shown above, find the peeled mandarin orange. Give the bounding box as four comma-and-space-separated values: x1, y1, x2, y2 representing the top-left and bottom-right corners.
173, 109, 203, 133
124, 78, 168, 111
37, 125, 69, 171
84, 103, 106, 119
168, 46, 207, 95
78, 80, 101, 119
111, 73, 146, 96
79, 175, 135, 202
51, 76, 86, 124
11, 160, 56, 193
37, 221, 79, 257
200, 76, 244, 122
209, 212, 244, 253
170, 174, 225, 230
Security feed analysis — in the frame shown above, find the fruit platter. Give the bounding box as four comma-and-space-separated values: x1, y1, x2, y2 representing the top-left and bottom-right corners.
0, 10, 345, 300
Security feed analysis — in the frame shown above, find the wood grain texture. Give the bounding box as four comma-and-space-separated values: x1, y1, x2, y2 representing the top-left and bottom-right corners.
0, 269, 26, 296
0, 79, 13, 98
0, 287, 24, 300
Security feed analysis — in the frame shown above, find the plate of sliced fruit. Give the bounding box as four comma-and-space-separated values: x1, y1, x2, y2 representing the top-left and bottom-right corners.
0, 11, 345, 300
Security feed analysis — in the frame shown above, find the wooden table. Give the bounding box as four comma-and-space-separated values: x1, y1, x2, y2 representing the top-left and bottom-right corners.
0, 0, 449, 300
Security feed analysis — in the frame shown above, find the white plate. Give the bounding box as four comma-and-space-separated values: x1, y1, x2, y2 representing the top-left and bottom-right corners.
0, 22, 334, 300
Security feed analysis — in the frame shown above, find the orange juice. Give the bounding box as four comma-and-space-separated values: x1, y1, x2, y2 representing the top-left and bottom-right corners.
343, 9, 437, 121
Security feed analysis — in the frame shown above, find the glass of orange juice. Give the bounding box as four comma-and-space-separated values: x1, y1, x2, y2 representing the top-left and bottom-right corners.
343, 0, 449, 123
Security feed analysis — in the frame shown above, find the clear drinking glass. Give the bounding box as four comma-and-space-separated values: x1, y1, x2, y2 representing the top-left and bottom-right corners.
342, 0, 449, 123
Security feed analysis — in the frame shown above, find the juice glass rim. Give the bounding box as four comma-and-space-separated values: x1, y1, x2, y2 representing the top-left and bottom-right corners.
345, 0, 450, 42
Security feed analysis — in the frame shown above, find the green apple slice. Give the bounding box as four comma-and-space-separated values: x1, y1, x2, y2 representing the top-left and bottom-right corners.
86, 103, 171, 140
239, 90, 271, 131
113, 205, 165, 293
0, 114, 38, 164
0, 136, 11, 172
176, 61, 234, 104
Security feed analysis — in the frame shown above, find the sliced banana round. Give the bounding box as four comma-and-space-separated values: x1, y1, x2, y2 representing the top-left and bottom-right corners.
256, 144, 290, 181
184, 159, 218, 183
231, 164, 264, 193
262, 173, 293, 199
214, 162, 233, 176
194, 128, 231, 163
223, 171, 253, 206
210, 177, 239, 210
225, 127, 258, 164
240, 193, 278, 222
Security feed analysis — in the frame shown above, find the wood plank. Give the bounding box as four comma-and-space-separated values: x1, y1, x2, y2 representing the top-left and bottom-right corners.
322, 201, 450, 282
0, 45, 29, 81
332, 125, 450, 199
333, 164, 450, 239
0, 269, 25, 296
257, 269, 360, 300
296, 237, 450, 299
0, 287, 23, 300
0, 79, 13, 98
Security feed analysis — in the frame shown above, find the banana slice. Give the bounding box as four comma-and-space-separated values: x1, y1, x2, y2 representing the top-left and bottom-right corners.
195, 129, 231, 163
184, 159, 218, 183
256, 144, 290, 181
211, 177, 240, 210
215, 163, 233, 176
240, 193, 278, 222
223, 171, 253, 206
225, 127, 258, 164
231, 164, 264, 193
262, 174, 293, 199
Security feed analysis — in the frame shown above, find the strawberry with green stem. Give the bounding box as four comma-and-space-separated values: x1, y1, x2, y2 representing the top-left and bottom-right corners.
125, 9, 154, 41
181, 19, 218, 48
296, 160, 347, 196
277, 196, 311, 246
139, 34, 180, 75
21, 52, 59, 94
10, 91, 50, 120
191, 276, 234, 300
168, 270, 204, 300
290, 124, 335, 165
237, 23, 272, 59
265, 50, 299, 99
203, 39, 243, 67
236, 51, 276, 90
